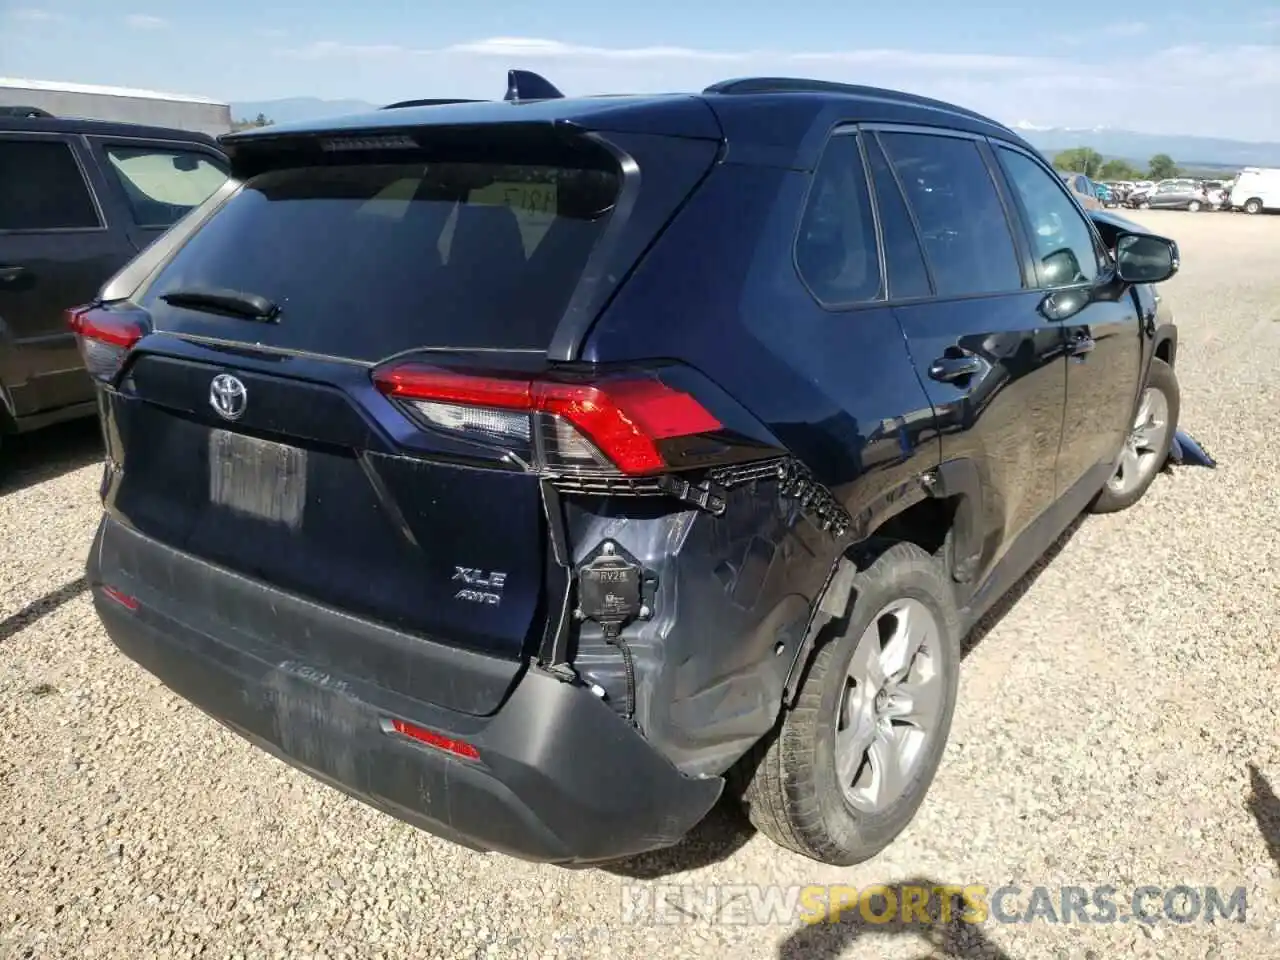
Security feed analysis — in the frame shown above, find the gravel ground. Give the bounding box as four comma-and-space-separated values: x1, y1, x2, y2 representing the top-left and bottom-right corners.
1, 210, 1278, 960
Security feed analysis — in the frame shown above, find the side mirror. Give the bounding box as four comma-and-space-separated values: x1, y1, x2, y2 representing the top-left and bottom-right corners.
1115, 233, 1179, 284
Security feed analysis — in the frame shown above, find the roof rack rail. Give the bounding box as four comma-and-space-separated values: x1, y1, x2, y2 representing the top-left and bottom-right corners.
0, 105, 54, 118
382, 98, 484, 110
702, 76, 1005, 128
505, 69, 564, 102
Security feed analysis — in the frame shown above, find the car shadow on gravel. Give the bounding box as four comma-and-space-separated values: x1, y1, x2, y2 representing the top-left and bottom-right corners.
0, 575, 89, 643
0, 417, 103, 496
594, 796, 756, 879
961, 514, 1085, 658
776, 878, 1015, 959
1247, 764, 1280, 871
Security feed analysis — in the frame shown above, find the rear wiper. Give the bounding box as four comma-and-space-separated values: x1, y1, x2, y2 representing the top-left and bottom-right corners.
159, 287, 280, 322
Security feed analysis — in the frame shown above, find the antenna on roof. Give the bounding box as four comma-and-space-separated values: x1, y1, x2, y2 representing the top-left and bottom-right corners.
504, 69, 563, 102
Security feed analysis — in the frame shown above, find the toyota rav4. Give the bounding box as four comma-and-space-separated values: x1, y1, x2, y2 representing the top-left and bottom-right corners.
78, 71, 1183, 866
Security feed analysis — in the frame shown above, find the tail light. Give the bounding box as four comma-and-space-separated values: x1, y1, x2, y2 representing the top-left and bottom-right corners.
66, 304, 148, 383
372, 364, 724, 477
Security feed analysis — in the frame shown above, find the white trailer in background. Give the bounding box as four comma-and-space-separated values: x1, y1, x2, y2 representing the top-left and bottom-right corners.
1229, 167, 1280, 214
0, 77, 231, 138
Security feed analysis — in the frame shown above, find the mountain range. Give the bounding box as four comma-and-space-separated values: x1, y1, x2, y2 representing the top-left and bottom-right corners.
230, 98, 1280, 169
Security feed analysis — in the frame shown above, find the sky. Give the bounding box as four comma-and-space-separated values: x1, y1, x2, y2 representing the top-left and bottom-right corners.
3, 0, 1279, 140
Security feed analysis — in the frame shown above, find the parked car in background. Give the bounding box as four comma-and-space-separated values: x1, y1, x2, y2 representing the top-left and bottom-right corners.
1201, 181, 1229, 210
1230, 167, 1280, 214
1061, 171, 1102, 209
1094, 182, 1116, 207
0, 112, 229, 449
1138, 180, 1209, 211
1102, 181, 1131, 205
77, 70, 1184, 868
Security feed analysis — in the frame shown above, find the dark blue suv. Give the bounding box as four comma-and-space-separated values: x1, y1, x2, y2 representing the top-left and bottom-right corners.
76, 72, 1183, 866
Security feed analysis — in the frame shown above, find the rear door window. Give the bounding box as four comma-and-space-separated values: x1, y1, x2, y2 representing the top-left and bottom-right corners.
103, 145, 229, 228
0, 138, 101, 231
142, 158, 621, 357
878, 132, 1022, 297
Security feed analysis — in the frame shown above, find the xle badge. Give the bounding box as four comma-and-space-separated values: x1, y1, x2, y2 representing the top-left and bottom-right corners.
453, 567, 507, 606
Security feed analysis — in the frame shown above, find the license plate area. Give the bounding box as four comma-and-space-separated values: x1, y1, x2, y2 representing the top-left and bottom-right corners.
209, 430, 307, 529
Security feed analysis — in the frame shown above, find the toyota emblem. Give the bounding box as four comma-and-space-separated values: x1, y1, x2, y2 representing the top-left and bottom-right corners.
209, 374, 248, 421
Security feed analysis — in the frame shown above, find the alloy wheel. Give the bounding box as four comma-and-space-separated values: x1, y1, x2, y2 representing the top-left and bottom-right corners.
836, 598, 943, 814
1106, 386, 1169, 497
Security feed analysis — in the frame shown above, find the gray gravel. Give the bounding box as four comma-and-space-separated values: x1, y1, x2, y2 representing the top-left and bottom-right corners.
2, 210, 1278, 959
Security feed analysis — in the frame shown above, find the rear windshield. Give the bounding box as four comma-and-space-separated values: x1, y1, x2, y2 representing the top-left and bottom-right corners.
142, 158, 620, 356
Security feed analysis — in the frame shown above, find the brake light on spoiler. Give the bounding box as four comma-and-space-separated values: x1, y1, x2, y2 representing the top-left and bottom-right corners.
66, 304, 148, 383
372, 364, 724, 477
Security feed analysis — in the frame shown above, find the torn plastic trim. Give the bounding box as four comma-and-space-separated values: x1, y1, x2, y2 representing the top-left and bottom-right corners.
1166, 428, 1216, 469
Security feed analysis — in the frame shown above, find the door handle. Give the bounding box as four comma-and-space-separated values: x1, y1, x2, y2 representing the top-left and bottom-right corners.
1067, 334, 1096, 357
0, 264, 29, 284
928, 354, 983, 383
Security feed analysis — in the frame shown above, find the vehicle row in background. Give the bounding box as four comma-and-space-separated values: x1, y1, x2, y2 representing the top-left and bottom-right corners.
1099, 168, 1280, 214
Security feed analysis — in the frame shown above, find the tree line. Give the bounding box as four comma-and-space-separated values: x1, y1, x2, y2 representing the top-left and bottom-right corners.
230, 113, 274, 132
1051, 147, 1182, 182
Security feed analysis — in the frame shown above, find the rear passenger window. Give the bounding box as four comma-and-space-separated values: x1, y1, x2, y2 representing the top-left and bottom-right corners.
0, 139, 100, 231
795, 133, 882, 305
996, 147, 1100, 287
879, 132, 1022, 297
104, 146, 229, 228
864, 136, 932, 300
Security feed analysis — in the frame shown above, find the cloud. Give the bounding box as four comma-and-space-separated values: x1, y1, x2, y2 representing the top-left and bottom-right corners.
205, 33, 1280, 139
125, 14, 167, 29
254, 27, 288, 39
1101, 21, 1148, 37
7, 7, 69, 22
443, 37, 750, 62
279, 40, 412, 60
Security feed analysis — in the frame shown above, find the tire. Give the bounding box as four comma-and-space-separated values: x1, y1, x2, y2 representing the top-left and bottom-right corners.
1139, 201, 1151, 209
1187, 200, 1202, 212
1090, 358, 1180, 515
733, 542, 961, 865
1244, 198, 1264, 215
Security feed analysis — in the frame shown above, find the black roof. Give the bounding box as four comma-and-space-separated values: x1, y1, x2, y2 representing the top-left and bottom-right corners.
0, 113, 223, 148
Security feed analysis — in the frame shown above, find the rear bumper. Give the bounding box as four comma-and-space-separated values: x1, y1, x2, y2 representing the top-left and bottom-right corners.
87, 516, 722, 864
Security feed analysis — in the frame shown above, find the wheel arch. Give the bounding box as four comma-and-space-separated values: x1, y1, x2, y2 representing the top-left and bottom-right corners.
779, 458, 985, 707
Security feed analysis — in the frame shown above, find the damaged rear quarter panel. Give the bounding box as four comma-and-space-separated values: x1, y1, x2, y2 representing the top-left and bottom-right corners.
566, 480, 831, 778
573, 159, 942, 778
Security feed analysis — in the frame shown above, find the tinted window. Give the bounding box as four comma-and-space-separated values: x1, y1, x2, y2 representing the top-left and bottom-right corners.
879, 132, 1022, 297
0, 139, 99, 231
864, 135, 931, 299
105, 146, 229, 228
144, 158, 620, 352
997, 147, 1100, 287
795, 133, 881, 305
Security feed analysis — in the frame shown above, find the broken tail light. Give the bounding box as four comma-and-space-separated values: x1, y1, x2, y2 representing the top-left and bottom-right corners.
66, 304, 148, 383
372, 364, 724, 477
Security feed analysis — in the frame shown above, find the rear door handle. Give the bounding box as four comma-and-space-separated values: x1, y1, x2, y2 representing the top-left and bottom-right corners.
0, 264, 29, 283
928, 355, 983, 383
